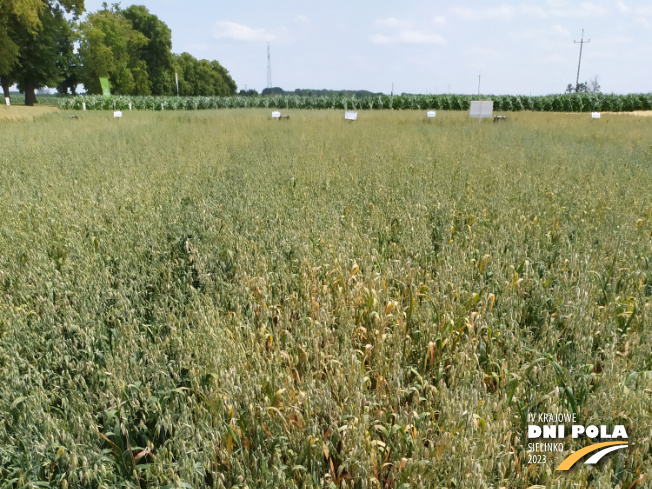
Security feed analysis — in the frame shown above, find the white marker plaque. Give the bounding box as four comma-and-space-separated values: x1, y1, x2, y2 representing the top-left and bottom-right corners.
82, 102, 86, 111
591, 112, 600, 119
345, 110, 358, 121
427, 111, 436, 118
470, 101, 494, 120
129, 103, 132, 111
5, 97, 10, 106
113, 111, 122, 118
271, 111, 281, 118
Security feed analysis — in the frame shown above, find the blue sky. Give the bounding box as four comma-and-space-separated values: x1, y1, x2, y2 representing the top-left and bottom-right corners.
83, 0, 652, 95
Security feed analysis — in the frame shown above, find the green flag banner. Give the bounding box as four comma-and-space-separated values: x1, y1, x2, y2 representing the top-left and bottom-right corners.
100, 77, 111, 98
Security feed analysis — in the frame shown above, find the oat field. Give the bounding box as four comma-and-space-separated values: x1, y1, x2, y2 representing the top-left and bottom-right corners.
0, 109, 650, 488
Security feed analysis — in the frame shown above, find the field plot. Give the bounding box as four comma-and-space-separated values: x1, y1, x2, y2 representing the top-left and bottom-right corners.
0, 110, 651, 488
0, 105, 59, 123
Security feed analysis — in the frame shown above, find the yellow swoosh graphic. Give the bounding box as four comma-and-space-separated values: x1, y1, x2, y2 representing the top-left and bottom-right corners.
556, 441, 628, 471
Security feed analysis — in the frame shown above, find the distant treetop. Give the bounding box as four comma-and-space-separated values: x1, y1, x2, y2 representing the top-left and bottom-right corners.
261, 87, 385, 98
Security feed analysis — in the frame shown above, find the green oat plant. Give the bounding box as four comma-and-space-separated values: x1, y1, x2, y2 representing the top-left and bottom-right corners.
0, 109, 650, 488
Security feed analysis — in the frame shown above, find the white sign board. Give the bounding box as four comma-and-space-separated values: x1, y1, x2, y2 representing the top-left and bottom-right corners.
5, 97, 10, 106
82, 102, 86, 111
129, 103, 132, 111
427, 111, 436, 118
271, 111, 281, 118
470, 101, 493, 119
345, 110, 358, 121
113, 111, 122, 118
591, 112, 600, 119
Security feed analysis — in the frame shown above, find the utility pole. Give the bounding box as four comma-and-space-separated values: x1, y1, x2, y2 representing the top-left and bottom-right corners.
574, 29, 590, 90
267, 43, 272, 89
478, 73, 481, 96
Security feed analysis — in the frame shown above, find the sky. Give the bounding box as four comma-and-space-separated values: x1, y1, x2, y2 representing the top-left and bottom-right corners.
82, 0, 652, 95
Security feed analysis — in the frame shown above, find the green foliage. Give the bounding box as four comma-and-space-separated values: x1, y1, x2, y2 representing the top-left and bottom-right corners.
77, 4, 151, 95
0, 0, 83, 104
1, 2, 236, 99
4, 3, 75, 105
0, 0, 44, 76
0, 110, 651, 488
58, 92, 652, 112
55, 19, 80, 95
172, 53, 236, 97
122, 5, 174, 96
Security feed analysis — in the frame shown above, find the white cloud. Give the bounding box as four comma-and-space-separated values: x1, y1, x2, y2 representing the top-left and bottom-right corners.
616, 1, 630, 13
520, 5, 549, 18
433, 15, 446, 25
548, 2, 610, 18
370, 30, 445, 45
508, 24, 571, 41
293, 14, 309, 23
543, 54, 569, 64
375, 17, 410, 28
214, 21, 275, 42
372, 17, 444, 45
451, 6, 517, 21
603, 34, 635, 44
450, 3, 609, 21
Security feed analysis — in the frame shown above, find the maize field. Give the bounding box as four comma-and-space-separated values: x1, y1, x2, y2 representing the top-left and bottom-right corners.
51, 92, 652, 112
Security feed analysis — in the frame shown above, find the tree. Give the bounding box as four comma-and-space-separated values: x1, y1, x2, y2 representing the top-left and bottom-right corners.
122, 5, 174, 95
173, 52, 196, 96
0, 0, 43, 86
210, 60, 236, 95
262, 87, 284, 95
566, 82, 588, 94
173, 52, 236, 96
0, 0, 82, 105
11, 5, 73, 105
588, 75, 601, 93
55, 23, 80, 95
565, 78, 600, 94
239, 89, 258, 96
77, 4, 150, 95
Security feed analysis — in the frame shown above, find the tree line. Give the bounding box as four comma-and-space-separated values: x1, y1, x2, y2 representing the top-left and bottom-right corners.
0, 1, 236, 105
257, 87, 384, 98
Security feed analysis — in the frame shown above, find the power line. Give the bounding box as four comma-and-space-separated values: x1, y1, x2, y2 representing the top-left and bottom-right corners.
267, 43, 272, 89
574, 29, 590, 89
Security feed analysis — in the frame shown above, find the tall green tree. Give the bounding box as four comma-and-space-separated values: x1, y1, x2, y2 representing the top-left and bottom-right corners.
173, 52, 236, 96
0, 0, 42, 92
173, 52, 196, 96
210, 60, 236, 95
77, 4, 150, 95
56, 19, 80, 95
0, 0, 82, 104
122, 5, 173, 95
